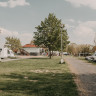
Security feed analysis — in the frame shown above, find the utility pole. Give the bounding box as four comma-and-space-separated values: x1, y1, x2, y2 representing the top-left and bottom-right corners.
0, 29, 1, 62
94, 32, 96, 46
60, 24, 64, 64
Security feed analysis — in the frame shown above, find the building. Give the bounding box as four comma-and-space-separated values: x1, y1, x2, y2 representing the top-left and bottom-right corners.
22, 44, 44, 56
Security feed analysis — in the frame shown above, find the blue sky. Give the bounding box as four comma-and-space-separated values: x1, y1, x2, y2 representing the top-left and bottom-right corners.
0, 0, 96, 47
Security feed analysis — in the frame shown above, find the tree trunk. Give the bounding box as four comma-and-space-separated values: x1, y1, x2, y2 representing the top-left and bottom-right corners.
49, 51, 52, 59
52, 50, 53, 56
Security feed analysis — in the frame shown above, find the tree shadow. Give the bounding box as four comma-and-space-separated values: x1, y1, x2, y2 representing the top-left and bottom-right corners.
28, 58, 49, 60
0, 72, 78, 96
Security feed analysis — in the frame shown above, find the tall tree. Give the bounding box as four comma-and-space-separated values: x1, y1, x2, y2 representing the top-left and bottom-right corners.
30, 40, 34, 45
5, 36, 22, 52
34, 13, 69, 58
66, 43, 92, 56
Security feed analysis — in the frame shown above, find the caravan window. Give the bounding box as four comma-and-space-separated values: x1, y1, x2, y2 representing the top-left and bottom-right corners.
7, 50, 10, 54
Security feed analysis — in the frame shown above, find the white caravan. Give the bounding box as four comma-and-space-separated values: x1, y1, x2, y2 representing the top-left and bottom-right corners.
0, 47, 15, 58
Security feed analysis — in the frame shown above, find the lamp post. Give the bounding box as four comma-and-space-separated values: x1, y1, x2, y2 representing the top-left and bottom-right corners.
0, 29, 1, 62
60, 24, 64, 64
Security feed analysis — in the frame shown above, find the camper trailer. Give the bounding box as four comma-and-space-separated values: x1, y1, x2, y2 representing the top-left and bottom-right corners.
0, 47, 15, 59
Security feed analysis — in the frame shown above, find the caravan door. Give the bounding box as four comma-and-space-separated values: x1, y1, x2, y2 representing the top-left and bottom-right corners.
8, 50, 15, 57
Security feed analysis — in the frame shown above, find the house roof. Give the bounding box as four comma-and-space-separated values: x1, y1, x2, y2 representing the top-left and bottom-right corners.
23, 44, 37, 48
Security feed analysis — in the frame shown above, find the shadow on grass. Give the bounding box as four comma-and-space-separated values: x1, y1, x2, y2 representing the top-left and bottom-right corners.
28, 58, 50, 60
84, 59, 96, 65
0, 72, 78, 96
79, 57, 96, 65
88, 61, 96, 65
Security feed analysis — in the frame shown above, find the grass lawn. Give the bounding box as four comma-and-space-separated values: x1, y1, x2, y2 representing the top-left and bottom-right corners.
0, 57, 78, 96
86, 60, 96, 65
78, 56, 96, 65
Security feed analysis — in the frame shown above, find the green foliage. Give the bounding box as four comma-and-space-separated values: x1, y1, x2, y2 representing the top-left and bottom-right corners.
34, 13, 69, 58
5, 36, 22, 51
67, 43, 92, 56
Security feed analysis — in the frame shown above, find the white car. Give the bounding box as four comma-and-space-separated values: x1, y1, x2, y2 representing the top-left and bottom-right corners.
63, 52, 69, 55
85, 52, 96, 61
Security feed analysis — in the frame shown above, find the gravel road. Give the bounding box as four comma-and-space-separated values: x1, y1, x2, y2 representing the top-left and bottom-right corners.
64, 56, 96, 96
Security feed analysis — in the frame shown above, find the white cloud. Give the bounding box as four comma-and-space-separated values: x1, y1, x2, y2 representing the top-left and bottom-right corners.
0, 2, 8, 7
65, 0, 96, 10
0, 27, 33, 48
68, 21, 96, 45
20, 33, 33, 45
65, 24, 75, 29
0, 0, 30, 8
67, 19, 75, 23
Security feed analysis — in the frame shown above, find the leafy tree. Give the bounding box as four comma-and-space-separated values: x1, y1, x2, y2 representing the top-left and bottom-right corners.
66, 43, 77, 55
5, 36, 22, 52
34, 13, 69, 58
30, 40, 35, 45
66, 43, 92, 56
92, 46, 96, 52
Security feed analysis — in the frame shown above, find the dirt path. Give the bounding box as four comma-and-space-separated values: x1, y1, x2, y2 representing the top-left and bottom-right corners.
64, 56, 96, 96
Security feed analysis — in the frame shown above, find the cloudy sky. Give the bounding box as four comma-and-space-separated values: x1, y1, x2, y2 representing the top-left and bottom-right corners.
0, 0, 96, 47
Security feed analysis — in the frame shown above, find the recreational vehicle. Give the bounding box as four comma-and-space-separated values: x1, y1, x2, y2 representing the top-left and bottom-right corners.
0, 47, 15, 59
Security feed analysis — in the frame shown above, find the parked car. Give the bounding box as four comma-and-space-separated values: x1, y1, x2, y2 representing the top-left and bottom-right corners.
63, 52, 69, 55
85, 52, 96, 61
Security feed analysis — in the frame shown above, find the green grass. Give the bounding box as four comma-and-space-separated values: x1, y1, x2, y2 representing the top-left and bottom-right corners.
86, 60, 96, 64
78, 57, 85, 60
78, 56, 96, 65
0, 57, 78, 96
